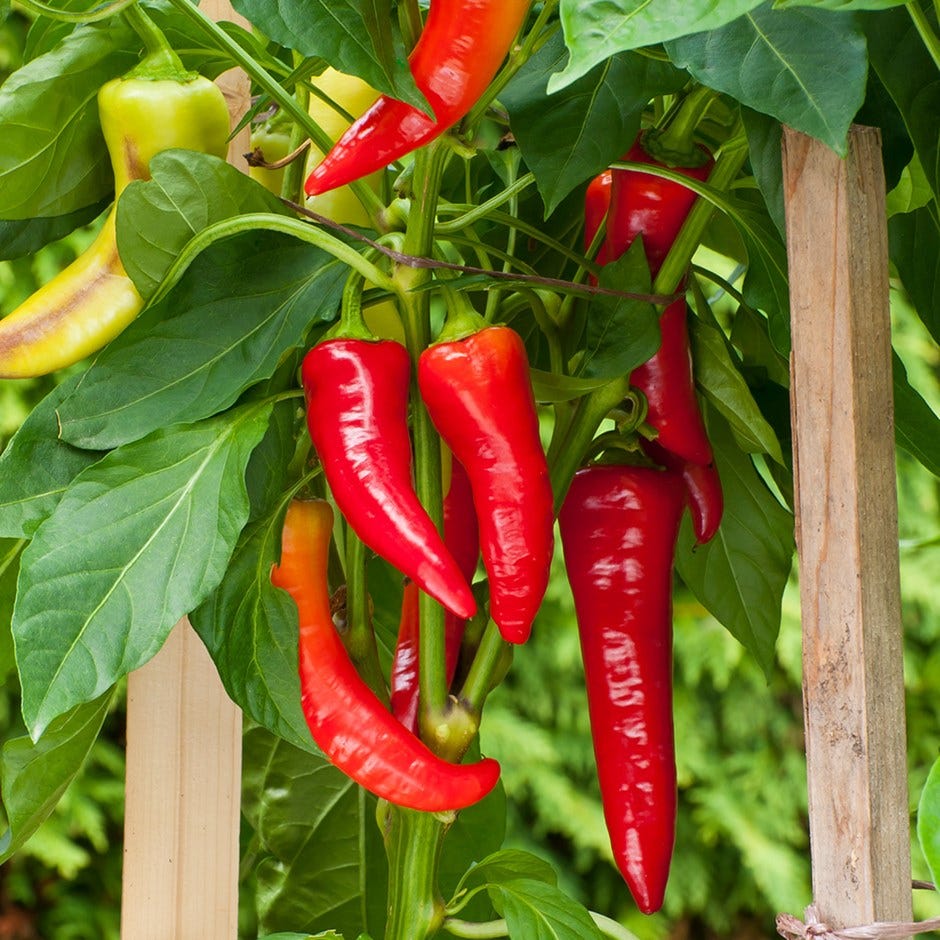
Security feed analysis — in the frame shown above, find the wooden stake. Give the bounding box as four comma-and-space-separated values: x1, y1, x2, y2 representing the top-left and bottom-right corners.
782, 126, 911, 929
121, 2, 249, 934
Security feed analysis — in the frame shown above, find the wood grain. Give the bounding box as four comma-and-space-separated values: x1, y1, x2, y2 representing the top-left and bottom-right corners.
782, 126, 911, 931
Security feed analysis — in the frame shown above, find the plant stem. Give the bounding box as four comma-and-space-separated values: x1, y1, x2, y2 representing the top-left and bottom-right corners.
443, 917, 509, 938
384, 808, 450, 940
907, 1, 940, 72
395, 141, 452, 733
459, 621, 508, 714
436, 173, 536, 233
123, 3, 189, 79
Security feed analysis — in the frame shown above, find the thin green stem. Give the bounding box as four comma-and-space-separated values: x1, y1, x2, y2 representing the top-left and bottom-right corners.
123, 3, 189, 78
279, 55, 310, 203
444, 918, 509, 938
14, 0, 136, 22
399, 0, 423, 51
161, 0, 384, 219
907, 1, 940, 71
459, 621, 508, 714
395, 142, 452, 731
436, 173, 536, 234
341, 529, 389, 706
149, 212, 400, 306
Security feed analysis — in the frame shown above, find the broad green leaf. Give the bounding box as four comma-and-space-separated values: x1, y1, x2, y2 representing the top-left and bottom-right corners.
579, 240, 660, 379
502, 33, 686, 214
855, 69, 915, 193
729, 304, 791, 389
116, 150, 288, 299
242, 726, 387, 939
190, 498, 315, 754
0, 18, 135, 218
886, 157, 933, 217
742, 108, 785, 237
917, 755, 940, 887
56, 231, 345, 450
0, 539, 23, 681
689, 314, 784, 463
666, 4, 868, 155
13, 402, 272, 739
889, 205, 940, 345
0, 376, 104, 539
675, 406, 795, 676
230, 0, 425, 112
488, 879, 604, 939
0, 199, 107, 261
548, 0, 764, 92
774, 0, 905, 9
454, 849, 557, 898
893, 351, 940, 480
865, 7, 940, 200
0, 690, 114, 862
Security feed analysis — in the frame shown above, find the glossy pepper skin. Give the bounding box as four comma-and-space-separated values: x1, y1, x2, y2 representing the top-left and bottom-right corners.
302, 338, 475, 620
599, 136, 715, 466
305, 0, 531, 196
418, 326, 553, 644
583, 169, 613, 270
271, 499, 500, 811
559, 464, 685, 914
0, 71, 230, 378
391, 459, 479, 732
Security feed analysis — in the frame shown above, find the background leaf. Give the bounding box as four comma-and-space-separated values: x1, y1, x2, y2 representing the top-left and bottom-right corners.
674, 406, 795, 675
0, 690, 113, 862
488, 878, 603, 939
893, 350, 940, 479
13, 402, 272, 738
0, 199, 108, 261
666, 4, 868, 155
889, 205, 940, 345
56, 231, 344, 450
917, 755, 940, 886
548, 0, 763, 92
503, 34, 686, 214
230, 0, 424, 111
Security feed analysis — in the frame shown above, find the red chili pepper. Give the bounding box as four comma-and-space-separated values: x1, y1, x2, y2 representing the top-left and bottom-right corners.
391, 459, 479, 732
305, 0, 531, 196
418, 326, 553, 644
643, 440, 723, 544
559, 464, 685, 914
302, 338, 475, 619
271, 499, 500, 811
584, 136, 715, 466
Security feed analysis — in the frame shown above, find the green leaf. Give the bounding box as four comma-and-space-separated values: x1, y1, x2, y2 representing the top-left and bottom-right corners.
0, 17, 135, 219
689, 314, 785, 463
530, 370, 616, 403
548, 0, 764, 92
116, 150, 288, 299
0, 690, 114, 862
742, 108, 785, 237
855, 69, 915, 193
260, 933, 344, 940
893, 351, 940, 480
674, 406, 795, 676
889, 205, 940, 345
865, 7, 940, 200
502, 33, 686, 214
487, 879, 604, 939
56, 231, 345, 450
455, 849, 558, 898
886, 157, 933, 217
0, 199, 108, 261
190, 493, 316, 753
0, 538, 23, 682
666, 4, 868, 155
13, 402, 273, 739
774, 0, 905, 7
242, 726, 387, 939
0, 376, 104, 539
230, 0, 425, 112
917, 755, 940, 887
579, 240, 660, 379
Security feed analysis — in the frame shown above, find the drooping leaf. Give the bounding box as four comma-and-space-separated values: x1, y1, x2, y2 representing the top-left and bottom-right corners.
917, 755, 940, 887
579, 239, 660, 379
230, 0, 425, 112
115, 149, 289, 299
56, 231, 345, 450
854, 68, 915, 193
0, 538, 23, 682
502, 33, 686, 214
487, 879, 604, 939
674, 406, 795, 676
548, 0, 764, 92
0, 376, 104, 539
0, 199, 108, 261
0, 690, 114, 862
667, 4, 868, 156
893, 350, 940, 480
13, 402, 273, 739
889, 205, 940, 345
865, 6, 940, 201
742, 108, 785, 237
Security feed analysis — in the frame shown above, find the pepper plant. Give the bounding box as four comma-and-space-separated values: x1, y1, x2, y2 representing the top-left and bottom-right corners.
0, 1, 939, 938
